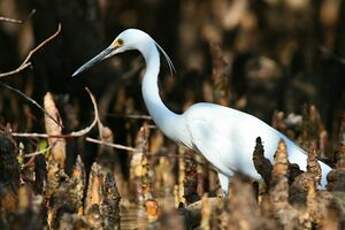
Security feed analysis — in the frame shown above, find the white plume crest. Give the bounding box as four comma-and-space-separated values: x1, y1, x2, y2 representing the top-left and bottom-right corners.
154, 41, 176, 77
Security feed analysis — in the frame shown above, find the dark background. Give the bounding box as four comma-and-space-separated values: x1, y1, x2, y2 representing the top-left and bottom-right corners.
0, 0, 344, 157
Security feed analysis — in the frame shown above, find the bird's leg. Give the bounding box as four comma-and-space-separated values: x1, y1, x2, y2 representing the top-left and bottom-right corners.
217, 172, 230, 194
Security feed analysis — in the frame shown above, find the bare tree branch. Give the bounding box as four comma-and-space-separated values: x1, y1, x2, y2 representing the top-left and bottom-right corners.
86, 137, 137, 152
10, 87, 98, 139
0, 16, 22, 24
104, 113, 152, 120
8, 85, 139, 154
24, 9, 37, 22
84, 137, 217, 169
0, 9, 36, 24
68, 87, 99, 137
0, 23, 61, 78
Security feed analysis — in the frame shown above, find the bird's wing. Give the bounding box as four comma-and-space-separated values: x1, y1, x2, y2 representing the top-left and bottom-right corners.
186, 114, 235, 176
184, 103, 332, 188
184, 103, 264, 179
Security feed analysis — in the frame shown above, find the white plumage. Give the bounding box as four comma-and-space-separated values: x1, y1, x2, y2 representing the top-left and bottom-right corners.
73, 28, 332, 192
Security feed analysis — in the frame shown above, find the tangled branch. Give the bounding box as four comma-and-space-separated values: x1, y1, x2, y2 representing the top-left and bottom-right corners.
9, 85, 139, 152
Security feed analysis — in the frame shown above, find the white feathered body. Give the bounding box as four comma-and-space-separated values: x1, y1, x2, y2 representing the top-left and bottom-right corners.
181, 102, 331, 188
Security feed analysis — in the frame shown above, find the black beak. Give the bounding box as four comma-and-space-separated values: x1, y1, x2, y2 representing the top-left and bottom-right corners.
72, 47, 113, 77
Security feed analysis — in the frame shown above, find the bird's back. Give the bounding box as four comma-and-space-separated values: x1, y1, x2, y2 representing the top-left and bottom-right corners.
183, 102, 331, 187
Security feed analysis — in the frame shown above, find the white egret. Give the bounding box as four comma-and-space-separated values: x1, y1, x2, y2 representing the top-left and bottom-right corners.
72, 29, 332, 192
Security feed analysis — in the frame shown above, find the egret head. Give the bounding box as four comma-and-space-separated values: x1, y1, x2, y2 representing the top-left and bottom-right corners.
72, 29, 152, 77
72, 28, 175, 77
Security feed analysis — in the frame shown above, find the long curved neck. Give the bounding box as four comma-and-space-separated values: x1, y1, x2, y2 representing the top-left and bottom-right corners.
140, 40, 180, 141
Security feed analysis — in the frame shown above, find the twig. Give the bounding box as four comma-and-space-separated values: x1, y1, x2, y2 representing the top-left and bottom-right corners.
0, 63, 32, 77
10, 87, 98, 139
9, 132, 59, 138
0, 16, 22, 24
93, 87, 103, 140
0, 82, 62, 128
69, 87, 98, 137
0, 23, 61, 78
25, 9, 37, 21
85, 137, 219, 170
86, 137, 137, 152
0, 9, 36, 24
104, 113, 152, 120
24, 142, 56, 158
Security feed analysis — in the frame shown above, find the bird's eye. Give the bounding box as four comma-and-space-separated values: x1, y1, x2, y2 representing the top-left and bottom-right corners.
117, 39, 124, 46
